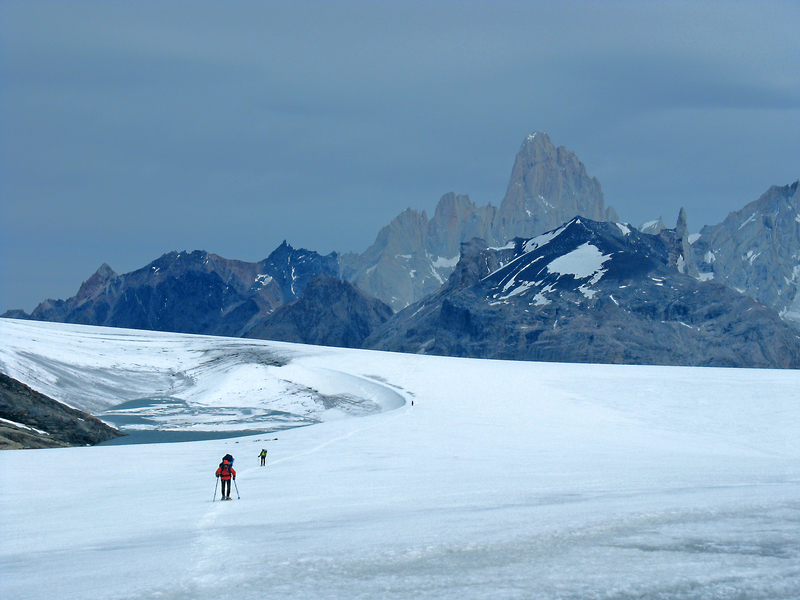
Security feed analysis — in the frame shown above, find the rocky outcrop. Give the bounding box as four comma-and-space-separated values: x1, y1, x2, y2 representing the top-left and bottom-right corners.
0, 372, 123, 449
245, 275, 394, 348
494, 132, 618, 240
341, 194, 498, 311
690, 181, 800, 326
344, 132, 617, 310
365, 217, 800, 368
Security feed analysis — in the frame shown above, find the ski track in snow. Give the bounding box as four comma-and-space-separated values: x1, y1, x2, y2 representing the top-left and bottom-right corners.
188, 503, 222, 588
1, 319, 800, 599
270, 402, 410, 467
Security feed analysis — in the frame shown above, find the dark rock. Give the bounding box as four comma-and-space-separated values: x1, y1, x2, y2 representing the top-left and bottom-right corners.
0, 309, 31, 320
246, 275, 393, 348
0, 372, 123, 449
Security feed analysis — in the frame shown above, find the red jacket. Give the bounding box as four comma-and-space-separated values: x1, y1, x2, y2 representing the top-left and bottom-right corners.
216, 463, 236, 480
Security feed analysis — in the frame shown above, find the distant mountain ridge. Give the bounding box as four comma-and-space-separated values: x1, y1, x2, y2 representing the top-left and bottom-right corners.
14, 243, 341, 337
365, 217, 800, 368
6, 242, 393, 349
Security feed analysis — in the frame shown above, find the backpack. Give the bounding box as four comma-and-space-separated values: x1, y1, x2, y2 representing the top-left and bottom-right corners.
223, 454, 234, 466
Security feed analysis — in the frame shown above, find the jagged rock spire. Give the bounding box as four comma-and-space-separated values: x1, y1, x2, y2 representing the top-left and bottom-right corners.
494, 132, 616, 241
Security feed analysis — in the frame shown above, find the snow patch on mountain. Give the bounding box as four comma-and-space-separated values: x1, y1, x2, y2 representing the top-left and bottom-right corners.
523, 222, 569, 254
744, 250, 762, 265
430, 255, 459, 269
739, 212, 758, 230
0, 416, 50, 435
497, 282, 535, 301
532, 287, 553, 306
546, 243, 611, 280
640, 219, 662, 234
489, 241, 516, 251
254, 273, 273, 288
677, 254, 687, 273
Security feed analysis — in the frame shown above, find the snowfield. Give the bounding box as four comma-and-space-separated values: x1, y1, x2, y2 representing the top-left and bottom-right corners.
0, 320, 404, 433
1, 319, 799, 599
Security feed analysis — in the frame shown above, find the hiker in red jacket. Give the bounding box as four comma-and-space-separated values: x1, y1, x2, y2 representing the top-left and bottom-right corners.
215, 459, 236, 500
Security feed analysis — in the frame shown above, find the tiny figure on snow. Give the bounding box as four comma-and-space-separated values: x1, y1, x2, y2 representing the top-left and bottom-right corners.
216, 459, 236, 500
259, 449, 268, 466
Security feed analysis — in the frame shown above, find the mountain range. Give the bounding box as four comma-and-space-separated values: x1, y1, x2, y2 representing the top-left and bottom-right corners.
6, 243, 346, 336
365, 217, 800, 368
4, 132, 799, 368
341, 131, 618, 311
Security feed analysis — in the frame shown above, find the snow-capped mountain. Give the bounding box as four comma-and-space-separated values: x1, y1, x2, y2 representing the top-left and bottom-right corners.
366, 217, 800, 368
342, 132, 618, 310
689, 180, 800, 325
7, 242, 341, 337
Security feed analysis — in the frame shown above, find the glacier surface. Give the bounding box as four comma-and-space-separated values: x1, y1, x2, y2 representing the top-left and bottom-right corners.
0, 319, 799, 599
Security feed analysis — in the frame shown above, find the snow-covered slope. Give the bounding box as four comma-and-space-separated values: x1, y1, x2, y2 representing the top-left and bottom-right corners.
1, 320, 799, 599
0, 319, 403, 433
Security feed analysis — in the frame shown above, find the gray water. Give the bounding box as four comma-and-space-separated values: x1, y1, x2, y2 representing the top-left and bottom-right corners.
98, 428, 277, 445
97, 395, 308, 445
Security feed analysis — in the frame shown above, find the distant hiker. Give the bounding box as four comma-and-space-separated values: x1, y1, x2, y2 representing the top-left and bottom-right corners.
216, 459, 236, 500
259, 449, 267, 466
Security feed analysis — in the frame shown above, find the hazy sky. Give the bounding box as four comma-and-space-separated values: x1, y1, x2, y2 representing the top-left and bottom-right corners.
2, 1, 799, 313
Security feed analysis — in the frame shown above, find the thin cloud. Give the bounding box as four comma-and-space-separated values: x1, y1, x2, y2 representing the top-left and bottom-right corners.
1, 1, 798, 312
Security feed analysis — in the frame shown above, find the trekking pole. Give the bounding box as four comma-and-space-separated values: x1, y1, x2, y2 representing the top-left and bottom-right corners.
213, 476, 219, 502
233, 478, 240, 500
